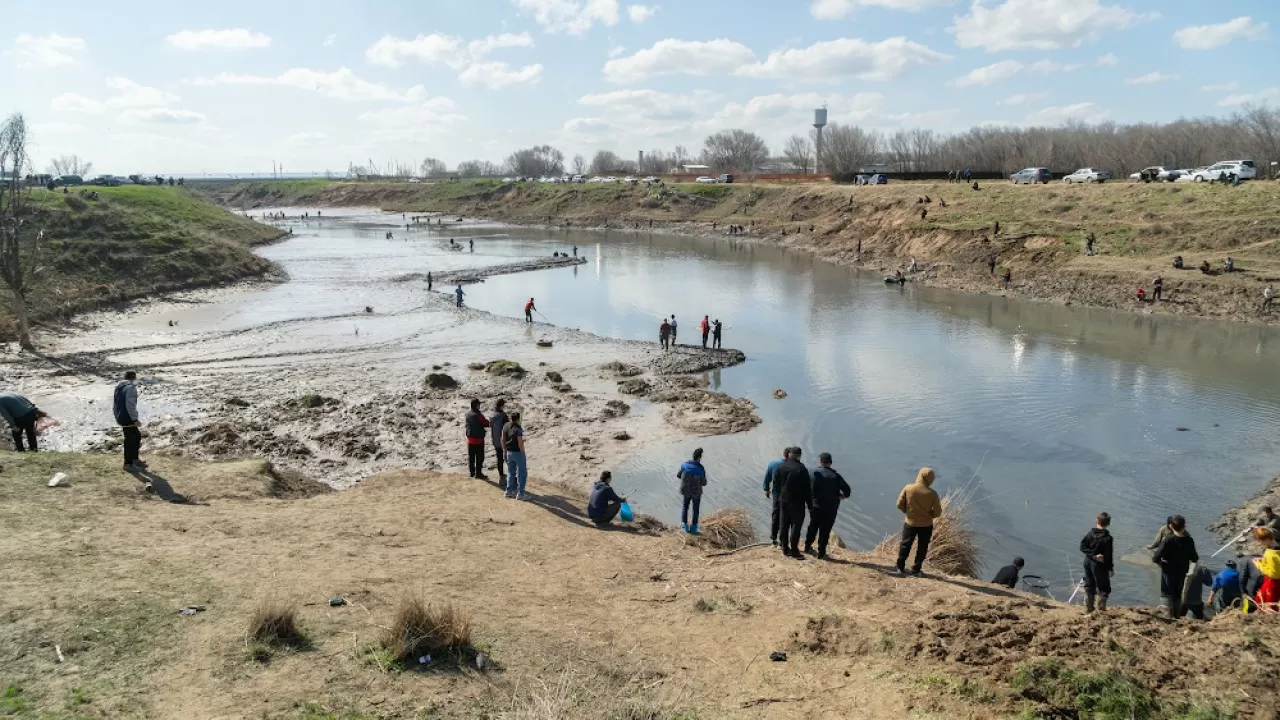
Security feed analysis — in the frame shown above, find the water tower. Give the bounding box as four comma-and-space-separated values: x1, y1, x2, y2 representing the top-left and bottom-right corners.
813, 106, 827, 175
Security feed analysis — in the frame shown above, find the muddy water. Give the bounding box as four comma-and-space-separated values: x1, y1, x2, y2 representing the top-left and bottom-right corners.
36, 209, 1280, 606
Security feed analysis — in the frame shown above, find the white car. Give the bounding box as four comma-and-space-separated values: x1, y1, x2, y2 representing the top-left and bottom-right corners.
1173, 169, 1201, 183
642, 176, 659, 183
587, 176, 604, 183
695, 176, 718, 184
408, 177, 421, 183
603, 176, 619, 183
1063, 168, 1111, 184
1128, 166, 1180, 182
1191, 160, 1257, 182
623, 176, 637, 184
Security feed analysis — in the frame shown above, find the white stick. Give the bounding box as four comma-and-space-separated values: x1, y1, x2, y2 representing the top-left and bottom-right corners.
1212, 526, 1256, 557
1065, 580, 1085, 605
55, 645, 64, 663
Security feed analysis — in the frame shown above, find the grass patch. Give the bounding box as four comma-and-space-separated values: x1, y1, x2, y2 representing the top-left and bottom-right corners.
485, 359, 526, 377
378, 594, 476, 671
920, 674, 998, 704
696, 508, 756, 549
875, 631, 896, 653
247, 594, 310, 661
1012, 659, 1158, 718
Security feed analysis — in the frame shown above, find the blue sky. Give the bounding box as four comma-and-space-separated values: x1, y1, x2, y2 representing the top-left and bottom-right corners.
1, 0, 1276, 175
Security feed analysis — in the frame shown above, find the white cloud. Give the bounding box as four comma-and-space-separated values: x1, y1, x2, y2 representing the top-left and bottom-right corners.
604, 39, 756, 83
627, 4, 657, 22
1025, 102, 1104, 125
512, 0, 621, 34
608, 45, 626, 58
738, 37, 952, 82
1096, 52, 1118, 66
51, 93, 103, 114
1125, 71, 1178, 85
951, 0, 1153, 51
458, 61, 544, 89
51, 78, 178, 114
192, 68, 426, 102
367, 34, 464, 68
1201, 81, 1238, 93
707, 92, 885, 133
323, 34, 337, 47
1218, 88, 1280, 107
881, 108, 961, 127
997, 91, 1048, 106
119, 108, 207, 125
1173, 16, 1267, 50
166, 28, 271, 51
467, 33, 536, 58
579, 88, 719, 122
1028, 59, 1081, 74
10, 33, 86, 68
357, 98, 467, 143
953, 59, 1022, 86
810, 0, 954, 18
287, 132, 328, 147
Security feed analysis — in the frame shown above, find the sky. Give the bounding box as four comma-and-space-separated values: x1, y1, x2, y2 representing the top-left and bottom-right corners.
1, 0, 1277, 176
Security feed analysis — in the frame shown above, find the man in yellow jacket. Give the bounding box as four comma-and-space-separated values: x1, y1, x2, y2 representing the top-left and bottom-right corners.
896, 467, 943, 576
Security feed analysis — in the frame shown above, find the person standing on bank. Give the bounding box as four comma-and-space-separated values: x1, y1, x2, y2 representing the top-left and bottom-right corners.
490, 399, 509, 481
0, 392, 44, 452
711, 319, 722, 349
775, 447, 813, 559
502, 411, 529, 500
1080, 512, 1114, 614
677, 448, 707, 534
895, 467, 942, 575
1153, 514, 1199, 618
763, 447, 791, 546
464, 399, 490, 479
114, 371, 147, 471
804, 452, 851, 559
669, 315, 678, 345
700, 315, 710, 348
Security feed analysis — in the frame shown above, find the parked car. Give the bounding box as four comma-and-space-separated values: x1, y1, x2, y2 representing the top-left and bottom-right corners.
1173, 169, 1201, 183
571, 174, 586, 183
1010, 168, 1051, 184
408, 177, 421, 184
89, 175, 122, 186
642, 176, 659, 183
1062, 168, 1111, 184
718, 173, 734, 184
1192, 160, 1257, 182
695, 176, 718, 184
870, 174, 888, 184
53, 174, 84, 186
1128, 166, 1180, 182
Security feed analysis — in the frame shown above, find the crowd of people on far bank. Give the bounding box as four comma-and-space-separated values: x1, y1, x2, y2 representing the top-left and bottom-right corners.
658, 314, 722, 351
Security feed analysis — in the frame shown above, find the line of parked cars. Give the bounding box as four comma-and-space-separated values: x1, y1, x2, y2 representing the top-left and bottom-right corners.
1010, 159, 1257, 185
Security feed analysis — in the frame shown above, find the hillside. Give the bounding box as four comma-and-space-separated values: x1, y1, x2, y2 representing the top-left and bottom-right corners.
2, 451, 1274, 719
211, 178, 1280, 323
2, 186, 282, 340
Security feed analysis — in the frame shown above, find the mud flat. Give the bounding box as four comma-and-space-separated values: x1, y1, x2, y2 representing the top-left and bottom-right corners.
392, 254, 587, 285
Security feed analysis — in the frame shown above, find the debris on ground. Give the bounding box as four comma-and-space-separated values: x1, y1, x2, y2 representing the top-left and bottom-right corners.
772, 388, 788, 399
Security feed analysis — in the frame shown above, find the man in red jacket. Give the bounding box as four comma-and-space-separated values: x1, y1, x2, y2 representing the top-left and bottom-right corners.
700, 315, 710, 348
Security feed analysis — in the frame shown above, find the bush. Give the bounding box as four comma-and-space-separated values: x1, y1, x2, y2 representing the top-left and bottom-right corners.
248, 594, 308, 650
380, 594, 472, 664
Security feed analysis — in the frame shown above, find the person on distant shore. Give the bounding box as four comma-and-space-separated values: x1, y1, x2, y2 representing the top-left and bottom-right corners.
469, 238, 474, 252
992, 557, 1025, 589
988, 257, 996, 275
427, 272, 433, 291
804, 452, 850, 560
1146, 516, 1174, 551
1208, 560, 1241, 611
490, 399, 509, 481
895, 467, 942, 575
659, 318, 671, 350
1080, 511, 1114, 614
1153, 514, 1199, 618
711, 319, 722, 349
669, 315, 678, 345
1264, 285, 1275, 312
455, 285, 465, 308
1182, 563, 1214, 620
502, 411, 528, 500
677, 448, 708, 534
1002, 267, 1012, 290
763, 447, 791, 546
1085, 233, 1096, 256
113, 371, 146, 472
524, 298, 537, 323
776, 448, 812, 559
464, 399, 490, 480
587, 470, 627, 526
700, 315, 710, 348
0, 392, 44, 452
572, 245, 578, 257
1152, 275, 1164, 302
1260, 506, 1280, 533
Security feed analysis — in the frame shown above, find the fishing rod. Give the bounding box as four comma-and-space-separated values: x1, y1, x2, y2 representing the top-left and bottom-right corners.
1212, 525, 1257, 557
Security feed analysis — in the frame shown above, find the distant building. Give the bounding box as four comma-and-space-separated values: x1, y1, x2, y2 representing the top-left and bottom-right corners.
679, 164, 710, 173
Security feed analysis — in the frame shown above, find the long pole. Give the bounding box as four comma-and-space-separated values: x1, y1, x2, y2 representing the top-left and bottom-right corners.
1065, 579, 1085, 604
1212, 525, 1256, 557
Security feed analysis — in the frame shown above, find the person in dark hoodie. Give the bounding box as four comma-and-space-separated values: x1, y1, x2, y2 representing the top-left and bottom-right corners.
587, 471, 627, 526
677, 448, 707, 534
804, 452, 851, 559
490, 399, 509, 481
0, 392, 45, 452
1152, 514, 1199, 618
1182, 563, 1214, 620
775, 447, 812, 559
992, 557, 1025, 589
113, 371, 147, 472
763, 447, 791, 546
464, 399, 491, 479
1080, 511, 1114, 614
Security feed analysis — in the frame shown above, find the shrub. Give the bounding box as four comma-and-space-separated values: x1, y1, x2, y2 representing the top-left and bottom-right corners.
248, 594, 307, 649
380, 595, 472, 664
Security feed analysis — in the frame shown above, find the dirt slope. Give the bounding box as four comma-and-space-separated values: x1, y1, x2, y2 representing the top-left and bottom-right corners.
2, 452, 1273, 719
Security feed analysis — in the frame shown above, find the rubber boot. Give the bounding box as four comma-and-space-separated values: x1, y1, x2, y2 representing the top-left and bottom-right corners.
1097, 594, 1108, 613
1085, 593, 1096, 614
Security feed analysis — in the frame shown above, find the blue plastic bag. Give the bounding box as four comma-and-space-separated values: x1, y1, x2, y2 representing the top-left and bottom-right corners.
619, 502, 634, 522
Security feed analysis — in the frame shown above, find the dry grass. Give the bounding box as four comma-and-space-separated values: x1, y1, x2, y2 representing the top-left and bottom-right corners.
874, 491, 981, 578
698, 508, 757, 549
381, 593, 473, 663
247, 593, 307, 648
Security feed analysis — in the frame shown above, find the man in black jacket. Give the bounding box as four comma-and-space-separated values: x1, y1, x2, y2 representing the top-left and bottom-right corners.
774, 448, 812, 560
464, 399, 490, 479
1153, 514, 1199, 618
1080, 512, 1114, 614
992, 557, 1024, 589
803, 452, 851, 559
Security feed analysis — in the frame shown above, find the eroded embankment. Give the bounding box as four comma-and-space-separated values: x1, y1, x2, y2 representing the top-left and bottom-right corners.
210, 178, 1280, 325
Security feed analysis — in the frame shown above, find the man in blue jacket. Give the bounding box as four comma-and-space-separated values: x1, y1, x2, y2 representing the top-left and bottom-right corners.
804, 452, 851, 559
588, 471, 628, 526
0, 392, 44, 452
113, 371, 146, 471
1207, 560, 1241, 610
763, 447, 791, 546
677, 448, 707, 534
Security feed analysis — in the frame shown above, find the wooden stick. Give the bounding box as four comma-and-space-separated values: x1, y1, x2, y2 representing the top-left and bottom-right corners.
705, 542, 773, 558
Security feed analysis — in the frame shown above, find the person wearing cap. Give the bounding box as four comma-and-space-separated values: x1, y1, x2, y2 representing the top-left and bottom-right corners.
1209, 560, 1242, 610
774, 447, 812, 559
895, 467, 942, 575
763, 447, 791, 546
803, 452, 850, 560
992, 557, 1024, 588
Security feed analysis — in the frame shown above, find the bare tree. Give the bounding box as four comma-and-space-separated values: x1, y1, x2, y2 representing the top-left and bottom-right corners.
589, 150, 623, 174
671, 144, 690, 169
0, 114, 42, 349
702, 130, 769, 175
782, 135, 813, 173
48, 154, 93, 178
819, 123, 882, 179
420, 157, 448, 177
505, 145, 564, 178
571, 154, 586, 175
456, 160, 501, 177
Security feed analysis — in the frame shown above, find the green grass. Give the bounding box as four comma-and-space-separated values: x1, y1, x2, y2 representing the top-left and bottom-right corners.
1008, 659, 1239, 719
